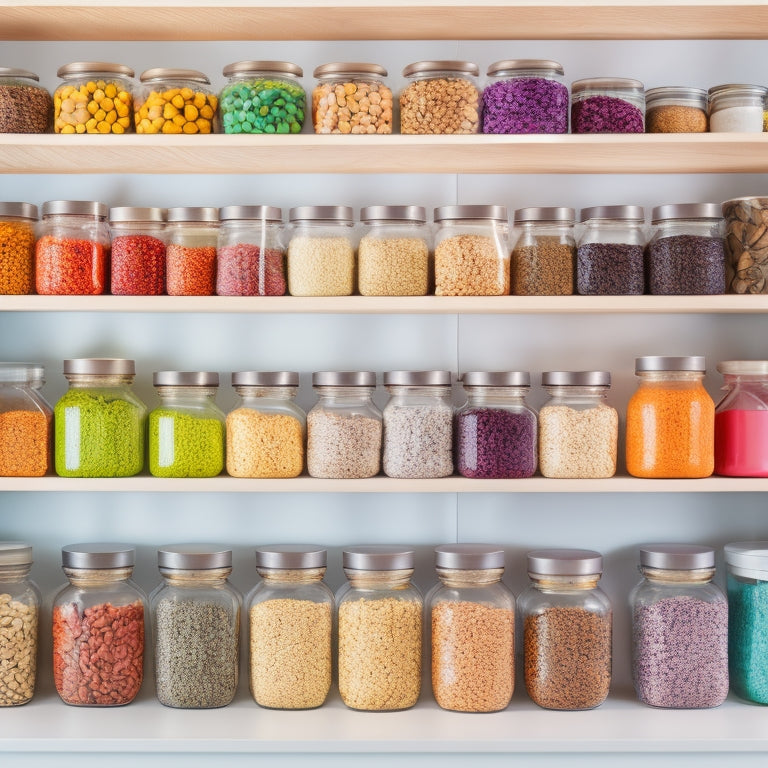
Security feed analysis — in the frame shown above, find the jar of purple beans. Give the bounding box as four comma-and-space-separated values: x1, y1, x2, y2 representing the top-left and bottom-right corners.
571, 77, 645, 133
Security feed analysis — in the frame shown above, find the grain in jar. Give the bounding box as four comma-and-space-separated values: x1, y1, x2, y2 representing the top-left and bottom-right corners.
0, 68, 51, 133
722, 196, 768, 294
165, 207, 219, 296
109, 206, 166, 296
645, 86, 708, 133
570, 77, 644, 133
0, 202, 37, 295
708, 84, 766, 132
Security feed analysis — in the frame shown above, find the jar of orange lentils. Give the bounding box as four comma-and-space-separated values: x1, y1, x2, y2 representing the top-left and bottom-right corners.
625, 356, 714, 478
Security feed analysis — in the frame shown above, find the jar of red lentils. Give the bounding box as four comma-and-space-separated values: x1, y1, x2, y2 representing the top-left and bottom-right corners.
165, 207, 219, 296
0, 68, 52, 133
0, 202, 37, 295
109, 207, 166, 296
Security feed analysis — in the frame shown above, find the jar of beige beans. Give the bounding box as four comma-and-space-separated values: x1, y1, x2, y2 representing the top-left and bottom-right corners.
337, 546, 422, 711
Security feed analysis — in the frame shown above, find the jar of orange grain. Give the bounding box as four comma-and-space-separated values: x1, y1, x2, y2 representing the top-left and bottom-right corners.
626, 355, 714, 478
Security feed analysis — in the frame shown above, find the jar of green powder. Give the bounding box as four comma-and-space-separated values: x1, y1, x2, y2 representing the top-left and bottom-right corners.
54, 358, 147, 477
149, 371, 225, 478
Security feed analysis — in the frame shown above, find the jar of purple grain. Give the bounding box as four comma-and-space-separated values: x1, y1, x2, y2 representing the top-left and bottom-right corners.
571, 77, 645, 133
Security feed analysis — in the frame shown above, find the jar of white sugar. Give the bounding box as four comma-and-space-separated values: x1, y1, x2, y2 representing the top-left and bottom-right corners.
708, 84, 767, 132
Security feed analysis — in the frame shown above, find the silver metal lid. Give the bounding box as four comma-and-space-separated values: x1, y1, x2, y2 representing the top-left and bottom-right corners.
527, 548, 603, 576
343, 545, 414, 571
0, 363, 44, 384
313, 62, 387, 79
717, 360, 768, 376
0, 68, 40, 81
359, 206, 427, 224
639, 543, 715, 570
166, 207, 219, 223
383, 370, 452, 386
57, 62, 134, 78
571, 77, 644, 93
62, 543, 135, 569
288, 206, 354, 224
513, 206, 576, 224
579, 205, 644, 223
223, 60, 303, 78
42, 200, 107, 218
109, 207, 165, 224
724, 541, 768, 577
460, 371, 531, 387
157, 544, 232, 570
434, 543, 505, 570
402, 60, 479, 78
486, 59, 564, 77
231, 371, 299, 387
635, 356, 706, 373
63, 358, 136, 376
140, 68, 210, 84
255, 545, 327, 569
434, 205, 508, 223
312, 371, 376, 387
541, 371, 611, 387
651, 203, 722, 223
153, 371, 219, 387
0, 202, 38, 220
219, 205, 282, 223
645, 86, 708, 109
0, 541, 33, 567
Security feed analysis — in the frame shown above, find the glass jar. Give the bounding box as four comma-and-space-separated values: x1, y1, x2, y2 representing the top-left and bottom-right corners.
0, 542, 40, 706
570, 77, 645, 133
337, 546, 422, 711
54, 358, 147, 478
382, 370, 453, 479
482, 59, 568, 134
722, 196, 768, 294
150, 544, 241, 709
645, 86, 708, 133
35, 200, 110, 295
0, 362, 52, 477
708, 84, 767, 132
646, 203, 726, 295
306, 371, 381, 479
630, 544, 728, 709
109, 206, 166, 296
53, 61, 134, 134
455, 371, 537, 479
0, 68, 51, 133
148, 371, 225, 478
519, 548, 612, 710
400, 60, 480, 134
312, 63, 393, 134
216, 205, 285, 296
357, 205, 431, 296
286, 206, 356, 296
52, 543, 145, 706
165, 206, 219, 296
134, 68, 217, 134
576, 205, 646, 295
538, 371, 617, 479
511, 206, 576, 295
433, 205, 510, 296
220, 60, 305, 135
626, 356, 714, 478
428, 543, 515, 713
0, 201, 37, 295
246, 544, 333, 709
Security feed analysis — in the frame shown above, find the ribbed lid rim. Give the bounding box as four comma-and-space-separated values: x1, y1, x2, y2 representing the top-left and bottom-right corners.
312, 371, 377, 387
571, 77, 644, 92
434, 543, 505, 570
513, 206, 576, 224
639, 543, 715, 570
288, 205, 354, 223
166, 207, 219, 223
42, 200, 107, 218
359, 205, 427, 224
541, 370, 611, 387
460, 371, 531, 387
486, 59, 564, 77
708, 83, 768, 98
402, 60, 479, 77
109, 207, 165, 223
57, 62, 134, 78
579, 205, 645, 223
635, 356, 706, 372
0, 362, 45, 383
434, 205, 508, 223
157, 544, 232, 570
0, 202, 38, 220
0, 541, 33, 566
218, 205, 282, 222
153, 371, 219, 387
313, 62, 388, 78
255, 545, 327, 569
343, 545, 414, 570
383, 370, 452, 386
651, 203, 722, 223
63, 358, 136, 376
0, 68, 40, 81
717, 360, 768, 376
140, 68, 210, 84
527, 548, 603, 576
62, 543, 135, 569
223, 60, 303, 78
645, 86, 708, 107
231, 371, 299, 387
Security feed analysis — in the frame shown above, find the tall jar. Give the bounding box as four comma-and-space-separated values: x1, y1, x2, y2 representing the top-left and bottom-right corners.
538, 371, 618, 479
630, 544, 728, 709
722, 196, 768, 295
519, 548, 612, 710
337, 546, 422, 711
0, 202, 37, 295
165, 206, 219, 296
306, 371, 382, 479
52, 543, 145, 706
570, 77, 645, 133
0, 362, 52, 477
54, 358, 147, 478
428, 544, 515, 713
246, 545, 333, 710
0, 542, 40, 706
626, 356, 714, 478
109, 206, 166, 296
708, 84, 767, 132
645, 86, 708, 133
0, 68, 51, 133
35, 200, 110, 295
150, 544, 241, 709
148, 371, 225, 478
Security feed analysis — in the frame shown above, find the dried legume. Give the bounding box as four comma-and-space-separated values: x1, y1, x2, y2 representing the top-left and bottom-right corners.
135, 86, 217, 135
216, 243, 285, 296
647, 234, 726, 295
287, 236, 354, 296
313, 77, 393, 135
434, 234, 509, 295
35, 236, 108, 295
357, 236, 430, 296
148, 410, 224, 478
0, 592, 37, 706
511, 237, 574, 295
306, 410, 381, 478
0, 410, 51, 477
54, 78, 133, 135
111, 234, 166, 296
400, 77, 480, 134
166, 244, 216, 296
220, 76, 305, 135
0, 219, 35, 295
382, 404, 453, 479
576, 243, 645, 295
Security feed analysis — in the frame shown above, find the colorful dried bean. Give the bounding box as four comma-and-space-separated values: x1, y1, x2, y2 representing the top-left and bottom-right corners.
313, 79, 393, 135
220, 79, 305, 135
166, 244, 217, 296
400, 77, 480, 134
111, 234, 166, 295
135, 87, 217, 135
35, 236, 107, 295
0, 220, 35, 294
54, 79, 132, 135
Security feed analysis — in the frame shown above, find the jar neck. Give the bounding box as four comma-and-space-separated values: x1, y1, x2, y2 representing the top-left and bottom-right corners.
155, 386, 218, 401
436, 567, 503, 587
257, 567, 326, 584
234, 386, 297, 400
386, 385, 451, 397
544, 385, 608, 399
63, 566, 134, 587
159, 567, 232, 586
640, 566, 715, 584
0, 563, 32, 582
463, 386, 529, 404
636, 371, 704, 383
530, 574, 601, 592
315, 386, 375, 403
344, 568, 414, 589
65, 374, 135, 387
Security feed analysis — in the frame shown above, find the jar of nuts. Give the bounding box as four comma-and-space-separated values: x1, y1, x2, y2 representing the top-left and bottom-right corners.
0, 68, 52, 133
723, 197, 768, 294
645, 86, 708, 133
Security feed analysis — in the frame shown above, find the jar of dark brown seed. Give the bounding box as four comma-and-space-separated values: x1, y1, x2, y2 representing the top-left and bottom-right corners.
0, 68, 52, 133
645, 86, 708, 133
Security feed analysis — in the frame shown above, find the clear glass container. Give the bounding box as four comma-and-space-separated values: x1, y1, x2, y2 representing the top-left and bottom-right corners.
0, 68, 51, 133
52, 543, 145, 706
722, 196, 768, 294
246, 544, 333, 709
337, 546, 422, 711
109, 206, 166, 296
626, 356, 714, 478
165, 206, 219, 296
0, 201, 37, 295
630, 544, 728, 709
150, 544, 241, 709
519, 548, 612, 710
645, 86, 708, 133
570, 77, 645, 133
708, 84, 767, 132
427, 544, 515, 713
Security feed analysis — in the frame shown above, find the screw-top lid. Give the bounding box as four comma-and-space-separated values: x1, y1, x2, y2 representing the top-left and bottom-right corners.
153, 371, 219, 387
231, 371, 299, 387
223, 60, 303, 78
434, 543, 505, 570
724, 541, 768, 578
62, 543, 135, 569
42, 200, 107, 218
486, 59, 564, 77
716, 360, 768, 376
166, 207, 219, 223
109, 207, 165, 224
402, 60, 479, 78
383, 370, 451, 386
140, 68, 210, 84
541, 371, 611, 387
359, 206, 427, 224
639, 543, 715, 570
0, 362, 44, 384
434, 205, 507, 223
0, 68, 40, 82
460, 371, 531, 387
343, 545, 414, 571
527, 548, 603, 576
218, 205, 282, 223
288, 205, 354, 224
651, 203, 722, 223
0, 202, 38, 220
513, 206, 576, 224
635, 356, 705, 373
571, 77, 644, 93
63, 358, 136, 376
708, 83, 768, 99
645, 86, 708, 110
312, 371, 377, 387
157, 544, 232, 570
313, 62, 388, 79
57, 62, 134, 78
0, 541, 33, 567
255, 545, 327, 569
579, 205, 644, 223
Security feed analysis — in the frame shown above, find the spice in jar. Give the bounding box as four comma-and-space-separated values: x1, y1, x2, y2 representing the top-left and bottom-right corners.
0, 68, 51, 133
644, 86, 708, 133
0, 202, 37, 295
109, 206, 166, 296
722, 196, 768, 294
166, 207, 218, 296
135, 68, 217, 134
570, 77, 645, 133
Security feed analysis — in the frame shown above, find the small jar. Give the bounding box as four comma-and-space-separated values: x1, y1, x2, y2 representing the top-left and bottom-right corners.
519, 548, 612, 710
0, 68, 51, 133
216, 205, 285, 296
455, 371, 537, 479
357, 205, 431, 296
220, 60, 305, 135
134, 68, 217, 134
312, 63, 393, 134
246, 545, 333, 709
286, 206, 356, 296
337, 546, 422, 711
428, 544, 515, 713
52, 543, 145, 706
646, 203, 726, 295
626, 356, 714, 478
433, 205, 510, 296
576, 205, 646, 295
109, 206, 166, 296
306, 371, 382, 479
400, 61, 480, 134
0, 542, 40, 706
538, 371, 618, 479
148, 371, 225, 478
722, 196, 768, 294
482, 59, 568, 134
35, 200, 110, 295
0, 202, 37, 294
150, 544, 241, 709
54, 358, 147, 478
645, 86, 708, 133
511, 207, 576, 296
382, 370, 453, 479
570, 77, 645, 133
630, 544, 728, 709
165, 206, 219, 296
708, 84, 767, 133
0, 362, 52, 477
53, 61, 134, 134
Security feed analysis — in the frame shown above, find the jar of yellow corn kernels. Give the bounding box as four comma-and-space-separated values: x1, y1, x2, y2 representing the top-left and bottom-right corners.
134, 68, 218, 135
53, 62, 134, 134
